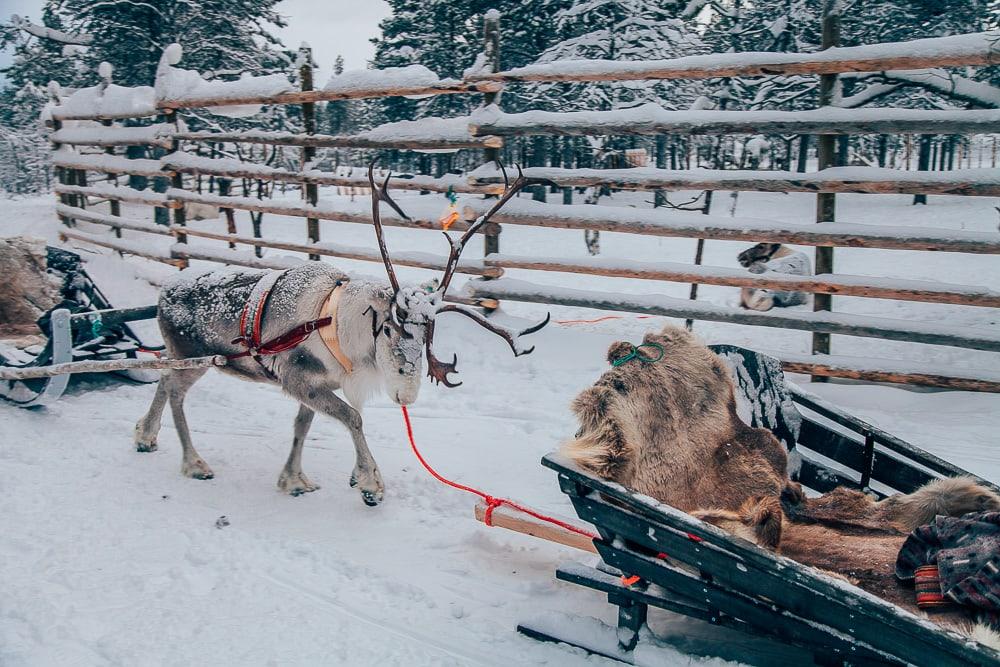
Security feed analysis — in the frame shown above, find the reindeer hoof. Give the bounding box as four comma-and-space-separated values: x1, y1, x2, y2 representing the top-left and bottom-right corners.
136, 441, 158, 453
349, 474, 357, 488
361, 490, 382, 507
181, 458, 215, 480
278, 471, 320, 496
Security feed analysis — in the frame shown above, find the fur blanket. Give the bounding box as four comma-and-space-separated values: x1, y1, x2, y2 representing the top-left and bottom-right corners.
561, 325, 1000, 625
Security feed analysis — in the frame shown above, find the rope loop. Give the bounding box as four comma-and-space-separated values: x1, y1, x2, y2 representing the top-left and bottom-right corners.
611, 342, 665, 367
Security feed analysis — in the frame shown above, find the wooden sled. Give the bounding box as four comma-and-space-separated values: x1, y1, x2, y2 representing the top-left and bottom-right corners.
0, 246, 158, 407
519, 346, 1000, 666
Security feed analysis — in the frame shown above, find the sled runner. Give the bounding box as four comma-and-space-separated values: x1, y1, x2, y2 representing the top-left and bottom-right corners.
521, 346, 1000, 666
0, 246, 158, 407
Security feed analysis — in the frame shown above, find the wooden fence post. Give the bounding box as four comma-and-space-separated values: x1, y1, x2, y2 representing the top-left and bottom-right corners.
48, 84, 73, 227
299, 44, 320, 260
812, 0, 840, 368
481, 10, 502, 262
167, 108, 187, 246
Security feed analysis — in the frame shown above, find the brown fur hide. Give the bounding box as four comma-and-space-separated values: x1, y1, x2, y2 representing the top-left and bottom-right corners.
562, 325, 1000, 630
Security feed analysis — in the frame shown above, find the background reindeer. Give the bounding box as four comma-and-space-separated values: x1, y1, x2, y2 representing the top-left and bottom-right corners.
737, 242, 811, 311
135, 164, 547, 505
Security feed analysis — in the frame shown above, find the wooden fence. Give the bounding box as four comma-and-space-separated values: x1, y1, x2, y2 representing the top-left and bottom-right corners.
45, 17, 1000, 392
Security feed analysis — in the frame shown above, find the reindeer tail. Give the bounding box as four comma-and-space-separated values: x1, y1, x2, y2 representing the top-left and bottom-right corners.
877, 476, 1000, 532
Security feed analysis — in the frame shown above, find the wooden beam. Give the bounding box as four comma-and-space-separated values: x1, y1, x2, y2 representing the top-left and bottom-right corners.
50, 124, 175, 148
173, 228, 502, 277
54, 184, 181, 208
466, 31, 1000, 83
0, 354, 227, 381
473, 501, 597, 553
55, 204, 174, 235
486, 254, 1000, 307
469, 108, 1000, 137
471, 165, 1000, 197
158, 80, 502, 110
52, 152, 170, 178
173, 130, 502, 151
465, 199, 1000, 254
781, 359, 1000, 393
59, 229, 185, 267
463, 278, 1000, 351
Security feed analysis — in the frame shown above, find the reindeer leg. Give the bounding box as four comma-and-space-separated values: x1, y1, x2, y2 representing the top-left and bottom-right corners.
134, 376, 169, 452
277, 403, 320, 496
163, 367, 214, 480
284, 383, 384, 506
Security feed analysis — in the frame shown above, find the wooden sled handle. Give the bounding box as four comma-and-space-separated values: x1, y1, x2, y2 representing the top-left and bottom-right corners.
473, 500, 597, 554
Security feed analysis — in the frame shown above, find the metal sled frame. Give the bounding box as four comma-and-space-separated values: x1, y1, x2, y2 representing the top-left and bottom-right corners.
522, 346, 1000, 666
0, 247, 158, 407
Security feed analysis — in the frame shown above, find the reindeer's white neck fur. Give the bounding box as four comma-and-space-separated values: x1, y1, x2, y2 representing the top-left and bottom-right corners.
333, 281, 390, 409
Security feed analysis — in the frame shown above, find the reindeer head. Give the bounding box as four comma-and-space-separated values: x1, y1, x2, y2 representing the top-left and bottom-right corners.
366, 161, 549, 399
737, 242, 782, 268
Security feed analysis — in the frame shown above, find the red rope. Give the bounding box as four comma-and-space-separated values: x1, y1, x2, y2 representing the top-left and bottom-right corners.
400, 406, 598, 541
555, 314, 655, 326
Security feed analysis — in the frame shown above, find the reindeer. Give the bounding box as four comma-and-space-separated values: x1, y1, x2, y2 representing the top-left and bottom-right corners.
134, 163, 548, 505
737, 242, 811, 311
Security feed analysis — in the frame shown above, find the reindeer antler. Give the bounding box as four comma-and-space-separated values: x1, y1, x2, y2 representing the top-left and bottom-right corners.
423, 162, 548, 387
367, 160, 412, 295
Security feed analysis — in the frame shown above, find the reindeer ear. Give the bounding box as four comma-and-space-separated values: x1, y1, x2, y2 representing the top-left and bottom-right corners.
606, 341, 634, 364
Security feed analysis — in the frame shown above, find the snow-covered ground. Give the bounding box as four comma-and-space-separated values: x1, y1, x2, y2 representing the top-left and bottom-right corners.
2, 188, 999, 666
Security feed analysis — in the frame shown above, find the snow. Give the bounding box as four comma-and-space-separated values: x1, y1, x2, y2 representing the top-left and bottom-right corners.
2, 184, 1000, 665
474, 30, 1000, 80
50, 123, 175, 148
51, 147, 164, 176
323, 65, 452, 94
50, 84, 157, 121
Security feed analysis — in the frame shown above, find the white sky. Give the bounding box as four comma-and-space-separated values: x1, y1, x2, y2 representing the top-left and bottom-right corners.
0, 0, 390, 84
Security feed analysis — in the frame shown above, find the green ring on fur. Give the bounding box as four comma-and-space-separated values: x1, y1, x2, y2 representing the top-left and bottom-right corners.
611, 342, 664, 367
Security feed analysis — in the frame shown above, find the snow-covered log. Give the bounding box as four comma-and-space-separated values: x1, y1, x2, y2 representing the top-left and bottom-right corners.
469, 104, 1000, 137
463, 278, 1000, 352
174, 228, 500, 277
469, 164, 1000, 197
50, 124, 175, 148
54, 183, 180, 208
162, 153, 499, 194
168, 244, 304, 271
50, 85, 157, 121
51, 149, 168, 177
175, 116, 502, 151
55, 205, 173, 236
466, 31, 1000, 83
779, 353, 1000, 393
166, 189, 492, 234
59, 229, 184, 267
463, 198, 1000, 254
486, 254, 1000, 307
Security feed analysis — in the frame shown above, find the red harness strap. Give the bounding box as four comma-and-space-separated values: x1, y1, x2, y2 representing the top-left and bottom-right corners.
227, 274, 338, 367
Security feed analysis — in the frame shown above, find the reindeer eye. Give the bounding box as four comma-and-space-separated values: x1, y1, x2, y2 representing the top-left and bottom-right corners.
398, 368, 405, 375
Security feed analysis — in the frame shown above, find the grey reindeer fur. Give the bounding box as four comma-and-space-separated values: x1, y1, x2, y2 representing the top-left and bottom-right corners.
134, 262, 421, 505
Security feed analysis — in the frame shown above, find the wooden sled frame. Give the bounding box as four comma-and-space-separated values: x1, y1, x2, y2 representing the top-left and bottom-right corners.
521, 347, 1000, 666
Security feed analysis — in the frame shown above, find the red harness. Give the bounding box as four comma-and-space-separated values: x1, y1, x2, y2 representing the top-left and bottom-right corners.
227, 274, 340, 370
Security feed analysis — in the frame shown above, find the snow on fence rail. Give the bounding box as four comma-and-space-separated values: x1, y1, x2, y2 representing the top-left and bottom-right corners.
469, 165, 1000, 197
466, 30, 1000, 83
45, 23, 1000, 391
462, 278, 1000, 352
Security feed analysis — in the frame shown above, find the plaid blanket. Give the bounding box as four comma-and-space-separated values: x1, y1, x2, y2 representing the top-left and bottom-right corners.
896, 511, 1000, 623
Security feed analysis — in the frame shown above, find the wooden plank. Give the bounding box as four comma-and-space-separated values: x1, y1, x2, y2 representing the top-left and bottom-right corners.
782, 358, 1000, 393
54, 183, 181, 208
487, 254, 1000, 307
0, 354, 226, 381
464, 278, 1000, 352
56, 204, 174, 235
473, 500, 597, 553
172, 130, 502, 151
52, 152, 170, 178
50, 124, 175, 148
471, 165, 1000, 197
58, 229, 185, 267
172, 228, 501, 277
465, 199, 1000, 254
164, 155, 501, 194
158, 80, 501, 110
469, 108, 1000, 138
466, 31, 1000, 83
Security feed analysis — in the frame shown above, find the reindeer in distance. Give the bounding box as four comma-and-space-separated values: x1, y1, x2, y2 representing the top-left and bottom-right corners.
135, 163, 548, 505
